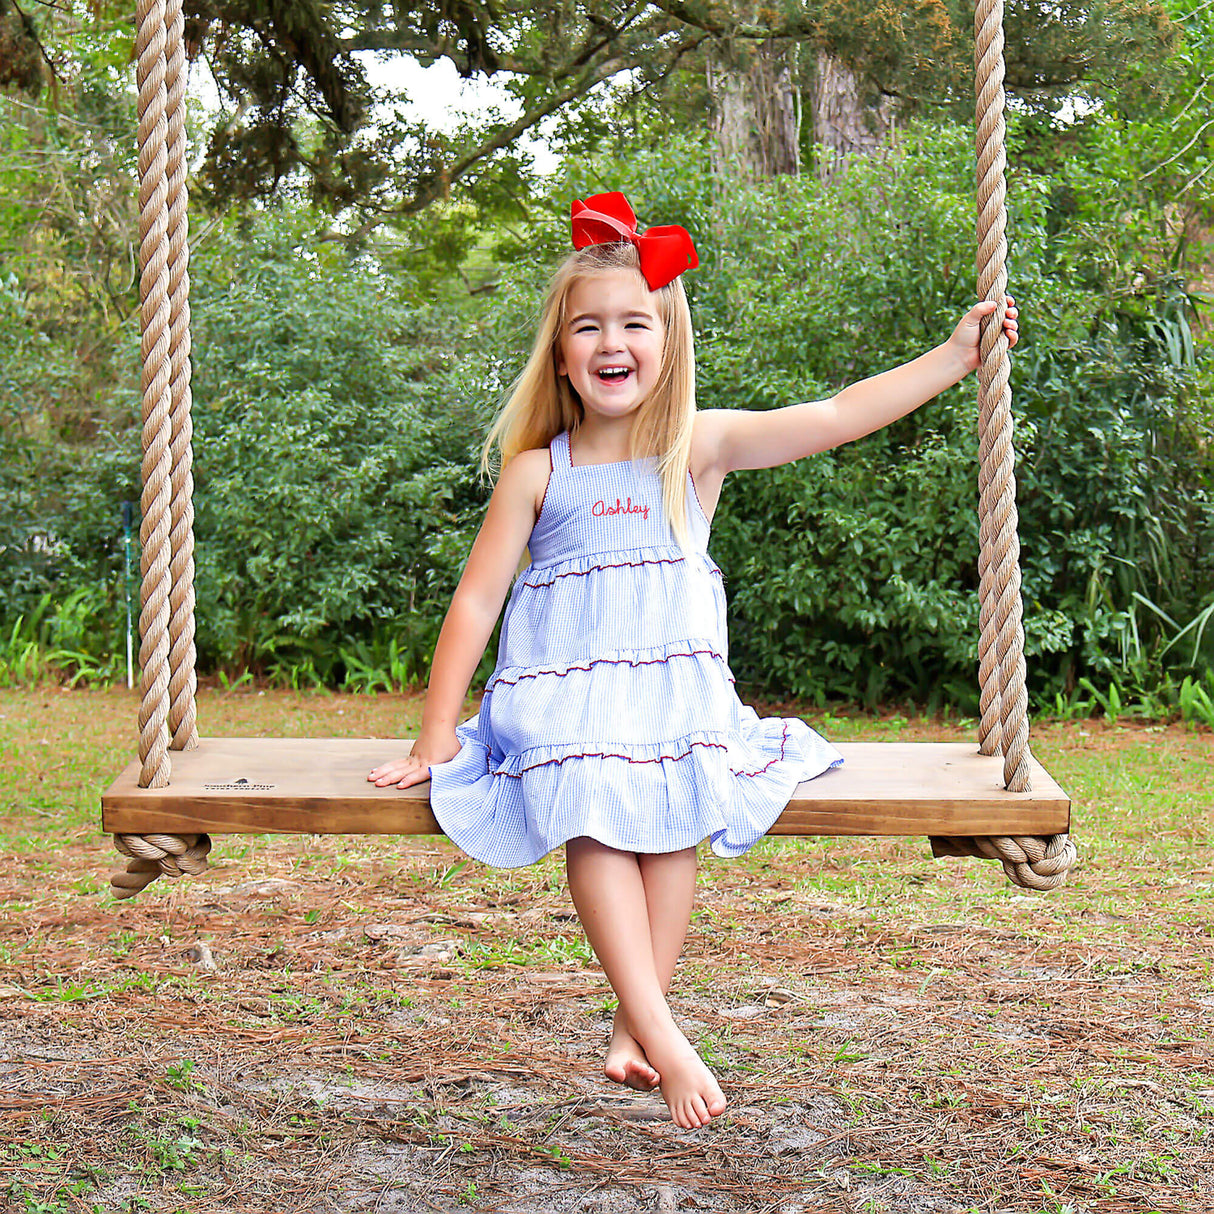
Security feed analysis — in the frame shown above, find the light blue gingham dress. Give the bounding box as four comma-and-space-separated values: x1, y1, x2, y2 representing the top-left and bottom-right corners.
428, 430, 842, 866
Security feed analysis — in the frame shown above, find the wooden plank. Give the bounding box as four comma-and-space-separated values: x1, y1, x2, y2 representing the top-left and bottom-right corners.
102, 738, 1070, 838
768, 743, 1069, 836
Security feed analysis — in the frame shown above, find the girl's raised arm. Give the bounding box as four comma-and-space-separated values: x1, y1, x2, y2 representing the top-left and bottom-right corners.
369, 447, 550, 789
699, 299, 1018, 476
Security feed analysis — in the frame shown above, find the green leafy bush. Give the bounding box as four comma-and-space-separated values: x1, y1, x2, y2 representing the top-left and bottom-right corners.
17, 209, 494, 686
4, 126, 1211, 712
686, 126, 1213, 708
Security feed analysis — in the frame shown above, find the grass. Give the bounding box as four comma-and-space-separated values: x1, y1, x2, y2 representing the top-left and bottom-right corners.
0, 685, 1210, 1213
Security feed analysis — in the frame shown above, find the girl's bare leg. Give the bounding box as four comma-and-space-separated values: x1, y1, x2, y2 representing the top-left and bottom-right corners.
604, 848, 697, 1092
566, 837, 726, 1129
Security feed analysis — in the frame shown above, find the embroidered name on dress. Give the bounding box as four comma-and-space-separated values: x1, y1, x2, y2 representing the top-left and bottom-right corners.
592, 496, 650, 521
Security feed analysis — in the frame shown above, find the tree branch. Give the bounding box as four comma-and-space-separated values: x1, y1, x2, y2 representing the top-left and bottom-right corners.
646, 0, 823, 42
8, 0, 62, 87
347, 51, 642, 233
342, 4, 655, 81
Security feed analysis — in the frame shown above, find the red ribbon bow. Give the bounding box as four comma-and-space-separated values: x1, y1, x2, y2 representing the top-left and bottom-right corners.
570, 192, 698, 291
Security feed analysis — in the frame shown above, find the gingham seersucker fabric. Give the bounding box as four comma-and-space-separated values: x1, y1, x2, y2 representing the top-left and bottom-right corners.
428, 430, 843, 866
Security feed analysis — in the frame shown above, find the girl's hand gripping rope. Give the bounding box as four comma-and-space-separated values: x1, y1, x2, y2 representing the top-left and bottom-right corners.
947, 295, 1019, 375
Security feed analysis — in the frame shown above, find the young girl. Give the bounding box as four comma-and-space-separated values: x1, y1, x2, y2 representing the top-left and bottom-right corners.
369, 192, 1018, 1130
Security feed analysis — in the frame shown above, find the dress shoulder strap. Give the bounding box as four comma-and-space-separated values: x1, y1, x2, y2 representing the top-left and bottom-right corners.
550, 430, 572, 470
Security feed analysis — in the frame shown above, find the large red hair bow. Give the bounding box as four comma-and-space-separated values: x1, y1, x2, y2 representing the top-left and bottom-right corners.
570, 192, 698, 291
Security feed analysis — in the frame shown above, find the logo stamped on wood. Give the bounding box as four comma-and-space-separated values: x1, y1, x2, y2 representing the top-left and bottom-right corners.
202, 776, 277, 791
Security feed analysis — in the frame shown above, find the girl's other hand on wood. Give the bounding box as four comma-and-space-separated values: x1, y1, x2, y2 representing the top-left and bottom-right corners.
368, 733, 461, 788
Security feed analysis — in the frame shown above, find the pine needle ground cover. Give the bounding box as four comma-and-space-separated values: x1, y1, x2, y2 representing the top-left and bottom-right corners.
0, 688, 1210, 1214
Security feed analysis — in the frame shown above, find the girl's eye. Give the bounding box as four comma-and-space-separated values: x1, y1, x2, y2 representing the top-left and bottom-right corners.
626, 322, 649, 330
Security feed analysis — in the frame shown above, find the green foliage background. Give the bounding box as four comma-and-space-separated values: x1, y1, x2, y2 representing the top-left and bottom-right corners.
2, 8, 1213, 712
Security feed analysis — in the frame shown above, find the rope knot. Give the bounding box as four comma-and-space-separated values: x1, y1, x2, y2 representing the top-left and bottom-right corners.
111, 832, 212, 898
930, 833, 1078, 890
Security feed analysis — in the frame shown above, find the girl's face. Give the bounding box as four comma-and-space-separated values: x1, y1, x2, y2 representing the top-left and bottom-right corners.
557, 269, 665, 424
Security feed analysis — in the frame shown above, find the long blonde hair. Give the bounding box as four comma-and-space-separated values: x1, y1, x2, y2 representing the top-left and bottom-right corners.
481, 242, 697, 548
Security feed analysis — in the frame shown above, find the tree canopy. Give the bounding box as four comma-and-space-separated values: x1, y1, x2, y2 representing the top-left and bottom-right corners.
2, 0, 1177, 227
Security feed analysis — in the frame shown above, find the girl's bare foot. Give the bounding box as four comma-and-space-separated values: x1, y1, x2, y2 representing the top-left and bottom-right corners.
644, 1027, 727, 1129
604, 1012, 660, 1091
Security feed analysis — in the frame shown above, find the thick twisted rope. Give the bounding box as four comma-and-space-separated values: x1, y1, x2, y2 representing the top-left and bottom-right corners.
928, 0, 1076, 888
974, 0, 1030, 792
115, 0, 208, 896
135, 0, 173, 791
163, 0, 199, 753
976, 328, 1002, 754
973, 0, 1007, 757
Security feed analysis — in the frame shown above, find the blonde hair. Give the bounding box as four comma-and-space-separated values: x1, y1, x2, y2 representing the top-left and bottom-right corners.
481, 242, 697, 548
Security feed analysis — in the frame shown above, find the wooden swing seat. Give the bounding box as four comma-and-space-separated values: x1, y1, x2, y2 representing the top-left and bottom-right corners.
105, 5, 1077, 898
102, 737, 1070, 839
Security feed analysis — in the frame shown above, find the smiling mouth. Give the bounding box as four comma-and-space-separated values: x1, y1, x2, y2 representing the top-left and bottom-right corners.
597, 368, 632, 382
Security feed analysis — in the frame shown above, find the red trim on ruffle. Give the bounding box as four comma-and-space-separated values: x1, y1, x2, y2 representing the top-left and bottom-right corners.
522, 554, 723, 587
496, 739, 729, 778
522, 555, 684, 586
491, 647, 731, 689
482, 721, 795, 781
731, 720, 790, 777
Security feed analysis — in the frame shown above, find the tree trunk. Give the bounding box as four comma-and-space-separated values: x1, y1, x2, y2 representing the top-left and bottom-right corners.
707, 41, 800, 180
812, 51, 894, 179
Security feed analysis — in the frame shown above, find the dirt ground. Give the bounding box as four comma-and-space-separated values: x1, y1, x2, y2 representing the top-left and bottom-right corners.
3, 837, 1211, 1214
1, 696, 1211, 1213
